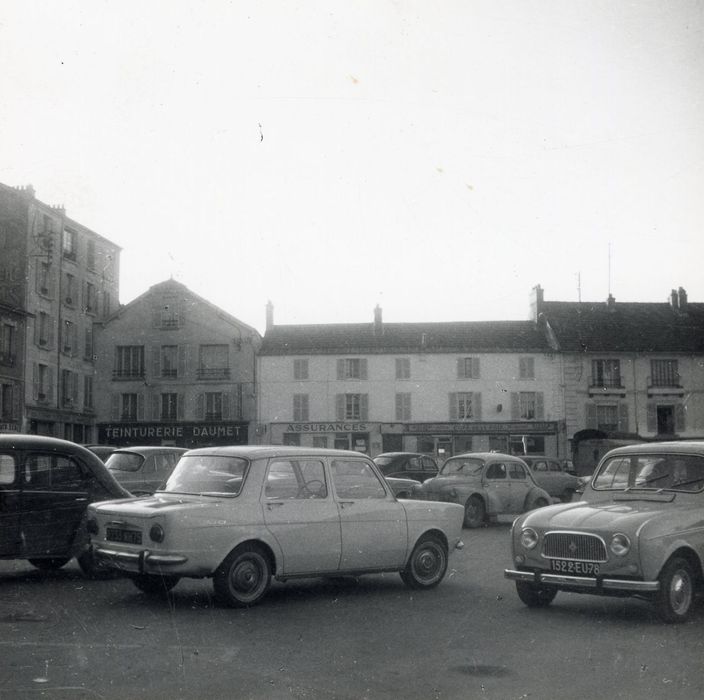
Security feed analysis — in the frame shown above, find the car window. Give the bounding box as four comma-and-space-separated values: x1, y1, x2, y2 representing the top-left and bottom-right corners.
548, 461, 562, 472
591, 454, 704, 492
265, 459, 327, 499
409, 457, 421, 469
440, 458, 484, 475
24, 454, 83, 489
154, 454, 172, 473
331, 459, 386, 499
531, 460, 548, 472
106, 452, 144, 473
485, 463, 507, 480
163, 455, 248, 495
422, 457, 436, 470
509, 463, 527, 480
0, 454, 16, 485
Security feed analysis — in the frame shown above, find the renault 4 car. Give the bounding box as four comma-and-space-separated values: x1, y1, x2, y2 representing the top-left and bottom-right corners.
505, 441, 704, 622
88, 446, 465, 607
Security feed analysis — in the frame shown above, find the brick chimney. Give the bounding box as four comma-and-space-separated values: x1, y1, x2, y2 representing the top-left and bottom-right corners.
265, 300, 274, 331
678, 287, 688, 311
670, 289, 679, 310
373, 304, 383, 336
530, 284, 544, 321
606, 293, 616, 310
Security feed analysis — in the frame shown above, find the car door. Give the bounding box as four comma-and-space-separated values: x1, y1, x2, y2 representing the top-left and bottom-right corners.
508, 461, 532, 512
262, 457, 341, 575
22, 451, 89, 555
0, 452, 21, 555
482, 461, 512, 513
331, 457, 407, 570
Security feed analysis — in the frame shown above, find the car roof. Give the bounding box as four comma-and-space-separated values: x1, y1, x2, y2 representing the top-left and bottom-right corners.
184, 445, 372, 459
110, 446, 188, 456
374, 452, 430, 459
604, 441, 704, 457
446, 451, 526, 461
1, 434, 95, 452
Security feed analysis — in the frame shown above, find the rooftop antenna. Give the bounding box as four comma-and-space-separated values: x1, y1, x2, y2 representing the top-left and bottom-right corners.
577, 272, 581, 302
608, 242, 612, 296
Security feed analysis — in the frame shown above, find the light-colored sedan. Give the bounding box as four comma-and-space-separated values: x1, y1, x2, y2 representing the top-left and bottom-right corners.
413, 452, 552, 528
505, 441, 704, 623
88, 446, 465, 607
105, 447, 188, 495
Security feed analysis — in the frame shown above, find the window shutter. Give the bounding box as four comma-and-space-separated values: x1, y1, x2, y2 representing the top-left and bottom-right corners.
360, 394, 369, 420
474, 392, 482, 420
152, 346, 160, 378
646, 404, 656, 432
151, 394, 160, 421
71, 373, 79, 402
46, 367, 54, 402
336, 394, 345, 420
536, 392, 544, 420
586, 403, 597, 429
675, 404, 686, 432
456, 358, 464, 379
33, 315, 39, 345
196, 393, 205, 420
472, 357, 480, 379
12, 383, 20, 418
395, 393, 403, 421
33, 363, 38, 399
137, 393, 145, 420
178, 345, 187, 377
360, 359, 368, 380
449, 393, 458, 420
177, 393, 185, 420
618, 403, 629, 432
337, 359, 344, 380
511, 393, 519, 420
111, 393, 120, 420
48, 319, 54, 348
223, 393, 230, 420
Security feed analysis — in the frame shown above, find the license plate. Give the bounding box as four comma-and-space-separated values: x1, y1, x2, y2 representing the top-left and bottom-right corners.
549, 559, 600, 575
106, 527, 142, 545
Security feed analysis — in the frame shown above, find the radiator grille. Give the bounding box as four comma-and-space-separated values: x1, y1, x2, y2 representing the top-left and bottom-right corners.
542, 532, 607, 562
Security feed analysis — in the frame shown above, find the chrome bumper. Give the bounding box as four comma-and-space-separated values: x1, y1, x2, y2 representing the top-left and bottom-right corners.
504, 568, 660, 592
94, 546, 187, 571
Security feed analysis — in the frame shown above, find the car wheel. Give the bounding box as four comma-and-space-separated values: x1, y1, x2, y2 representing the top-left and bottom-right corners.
28, 557, 71, 571
131, 573, 180, 595
655, 557, 695, 623
400, 535, 448, 589
515, 581, 558, 608
464, 495, 486, 528
214, 544, 272, 607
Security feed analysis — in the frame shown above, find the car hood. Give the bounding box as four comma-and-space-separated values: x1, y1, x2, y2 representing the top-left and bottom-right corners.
90, 493, 221, 518
420, 475, 479, 490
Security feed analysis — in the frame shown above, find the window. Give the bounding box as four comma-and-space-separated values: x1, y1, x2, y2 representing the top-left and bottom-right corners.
84, 282, 96, 313
293, 394, 309, 421
0, 323, 16, 366
161, 393, 178, 420
61, 369, 78, 407
265, 459, 327, 499
450, 392, 481, 420
36, 363, 51, 401
157, 299, 181, 329
102, 290, 111, 318
651, 359, 679, 387
336, 393, 369, 420
84, 326, 94, 360
38, 261, 51, 295
114, 346, 145, 379
592, 359, 621, 388
519, 392, 536, 419
508, 463, 527, 480
312, 436, 328, 448
64, 273, 75, 305
87, 240, 96, 270
35, 312, 50, 348
395, 392, 411, 421
395, 358, 410, 380
0, 454, 15, 485
121, 393, 139, 421
293, 359, 309, 380
486, 463, 507, 479
331, 459, 385, 499
519, 357, 535, 379
337, 358, 367, 380
25, 454, 83, 489
84, 375, 94, 410
198, 344, 229, 379
205, 392, 223, 421
1, 383, 14, 419
457, 357, 480, 379
596, 405, 619, 432
161, 345, 178, 377
62, 228, 77, 259
62, 320, 76, 355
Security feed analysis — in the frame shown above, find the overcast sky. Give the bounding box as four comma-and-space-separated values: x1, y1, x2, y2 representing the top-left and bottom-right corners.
1, 1, 702, 334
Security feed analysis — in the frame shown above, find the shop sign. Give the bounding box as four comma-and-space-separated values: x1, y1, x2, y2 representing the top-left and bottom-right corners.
404, 422, 557, 435
0, 422, 20, 432
98, 422, 247, 443
284, 422, 369, 433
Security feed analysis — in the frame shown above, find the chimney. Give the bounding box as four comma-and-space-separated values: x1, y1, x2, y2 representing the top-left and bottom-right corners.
529, 284, 544, 321
678, 287, 688, 311
373, 304, 383, 336
265, 300, 274, 331
670, 289, 678, 310
606, 293, 616, 309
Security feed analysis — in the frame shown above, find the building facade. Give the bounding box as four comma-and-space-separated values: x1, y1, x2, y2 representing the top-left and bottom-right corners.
94, 279, 261, 448
0, 183, 121, 441
257, 303, 566, 460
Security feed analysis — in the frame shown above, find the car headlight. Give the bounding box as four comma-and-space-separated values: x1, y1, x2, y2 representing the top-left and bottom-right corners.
149, 524, 165, 543
520, 528, 539, 550
610, 533, 630, 556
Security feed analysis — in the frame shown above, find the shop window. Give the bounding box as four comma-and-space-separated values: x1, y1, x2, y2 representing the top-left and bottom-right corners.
283, 433, 300, 446
313, 436, 328, 448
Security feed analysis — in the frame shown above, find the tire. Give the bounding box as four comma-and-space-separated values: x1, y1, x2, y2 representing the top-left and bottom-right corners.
213, 544, 272, 607
400, 535, 448, 589
28, 557, 71, 571
515, 580, 558, 608
131, 573, 180, 595
655, 557, 695, 623
464, 495, 486, 528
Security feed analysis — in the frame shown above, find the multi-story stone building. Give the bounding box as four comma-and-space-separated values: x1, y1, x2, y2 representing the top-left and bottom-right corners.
534, 285, 704, 471
257, 302, 565, 460
93, 279, 261, 448
0, 183, 121, 440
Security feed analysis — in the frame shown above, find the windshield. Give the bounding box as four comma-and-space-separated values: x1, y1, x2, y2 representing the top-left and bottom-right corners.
593, 453, 704, 492
105, 452, 144, 473
440, 457, 485, 476
162, 455, 248, 495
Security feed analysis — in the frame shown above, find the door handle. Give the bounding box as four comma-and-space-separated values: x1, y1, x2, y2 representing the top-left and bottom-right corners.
339, 500, 354, 508
75, 498, 88, 502
266, 502, 285, 509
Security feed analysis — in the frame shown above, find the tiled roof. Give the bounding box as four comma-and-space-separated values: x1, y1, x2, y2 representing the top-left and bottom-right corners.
259, 320, 552, 355
541, 301, 704, 353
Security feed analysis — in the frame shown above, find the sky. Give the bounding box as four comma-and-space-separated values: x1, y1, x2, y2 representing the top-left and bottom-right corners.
1, 1, 703, 335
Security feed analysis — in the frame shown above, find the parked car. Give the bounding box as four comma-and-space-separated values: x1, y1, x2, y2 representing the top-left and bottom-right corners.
412, 452, 551, 528
105, 447, 188, 495
84, 444, 118, 462
505, 441, 704, 623
385, 475, 421, 498
0, 434, 131, 575
519, 455, 580, 502
373, 452, 439, 482
88, 446, 465, 606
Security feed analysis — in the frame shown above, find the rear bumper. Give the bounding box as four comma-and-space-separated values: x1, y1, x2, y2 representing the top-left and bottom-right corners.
504, 568, 660, 593
94, 545, 187, 572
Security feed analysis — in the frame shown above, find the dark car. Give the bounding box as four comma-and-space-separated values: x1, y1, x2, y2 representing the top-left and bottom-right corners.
0, 434, 131, 575
84, 445, 118, 462
519, 455, 580, 502
373, 452, 439, 483
105, 447, 188, 495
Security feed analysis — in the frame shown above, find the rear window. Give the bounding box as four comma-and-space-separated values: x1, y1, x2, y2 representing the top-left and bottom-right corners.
163, 455, 248, 495
106, 452, 144, 473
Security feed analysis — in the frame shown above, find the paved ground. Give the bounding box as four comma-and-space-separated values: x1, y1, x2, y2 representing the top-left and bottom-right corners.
1, 523, 703, 700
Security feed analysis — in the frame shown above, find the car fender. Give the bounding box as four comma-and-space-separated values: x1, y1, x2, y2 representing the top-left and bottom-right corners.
455, 486, 499, 515
523, 486, 552, 510
637, 525, 704, 582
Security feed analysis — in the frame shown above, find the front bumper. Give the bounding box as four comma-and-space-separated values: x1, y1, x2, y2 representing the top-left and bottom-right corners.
504, 568, 660, 593
94, 545, 187, 573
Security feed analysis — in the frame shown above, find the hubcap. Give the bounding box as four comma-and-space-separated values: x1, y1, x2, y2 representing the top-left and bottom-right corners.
670, 570, 692, 615
414, 545, 443, 582
232, 559, 261, 594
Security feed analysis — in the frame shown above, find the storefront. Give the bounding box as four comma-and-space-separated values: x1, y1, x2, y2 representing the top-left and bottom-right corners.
98, 421, 250, 448
269, 421, 379, 456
